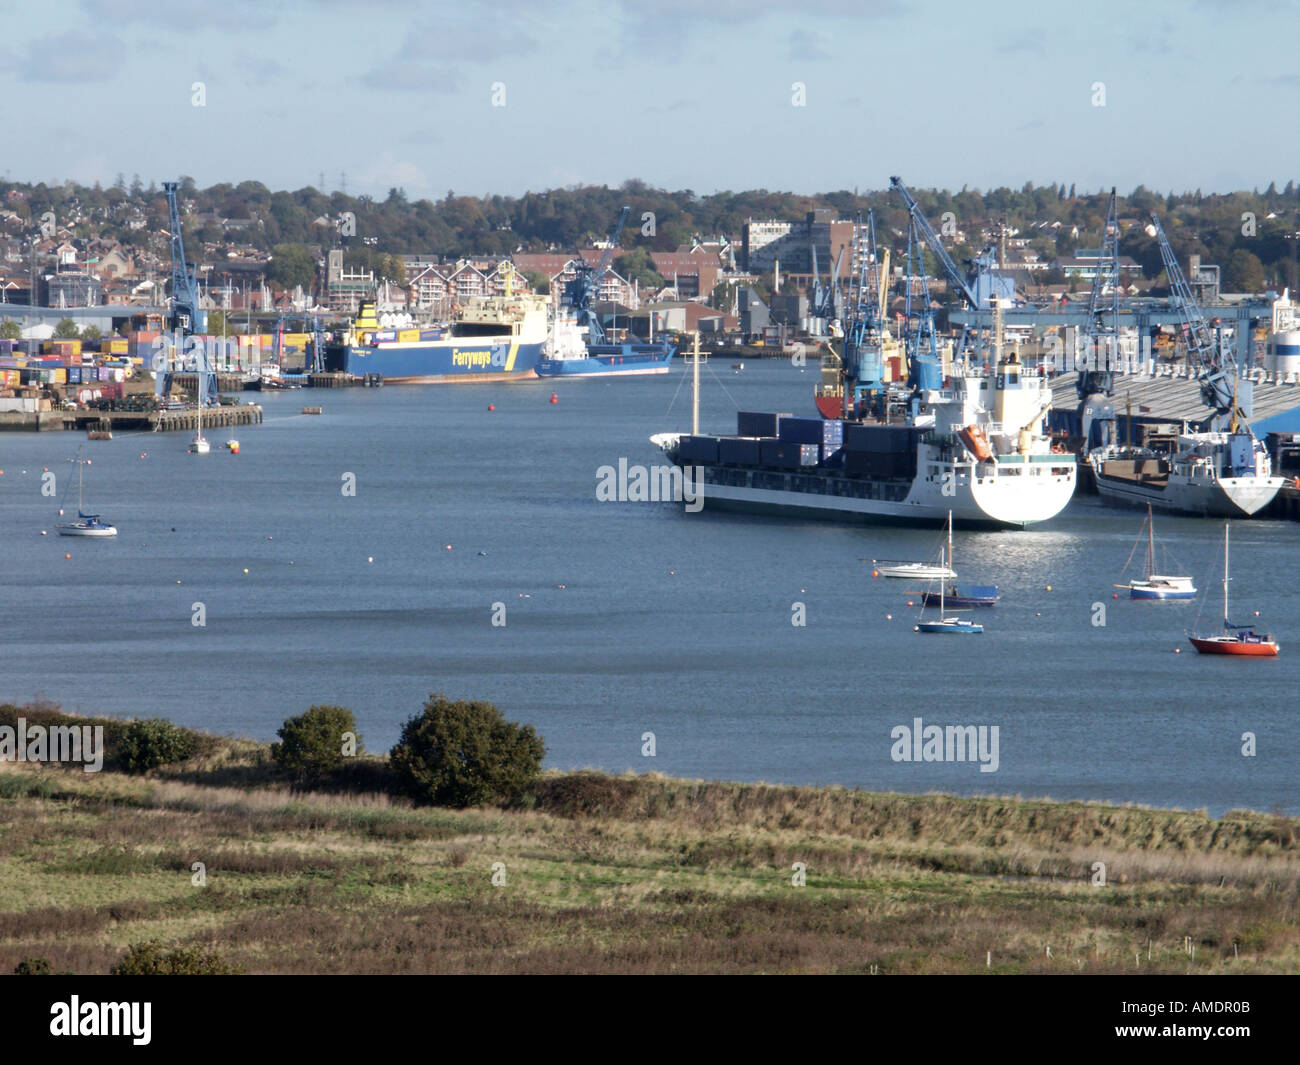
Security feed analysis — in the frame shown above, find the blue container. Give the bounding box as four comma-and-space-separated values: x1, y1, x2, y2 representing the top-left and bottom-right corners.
777, 417, 824, 445
719, 436, 763, 465
737, 410, 780, 437
677, 435, 719, 463
67, 367, 82, 384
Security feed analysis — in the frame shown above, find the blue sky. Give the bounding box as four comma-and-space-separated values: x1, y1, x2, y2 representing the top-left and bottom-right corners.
3, 0, 1297, 199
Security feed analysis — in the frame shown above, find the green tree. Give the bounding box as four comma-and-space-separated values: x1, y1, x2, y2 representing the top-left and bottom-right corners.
118, 718, 197, 773
522, 269, 550, 295
0, 319, 20, 341
1223, 248, 1265, 293
267, 243, 316, 290
613, 247, 664, 289
53, 318, 79, 339
271, 705, 361, 786
80, 324, 101, 341
389, 694, 545, 808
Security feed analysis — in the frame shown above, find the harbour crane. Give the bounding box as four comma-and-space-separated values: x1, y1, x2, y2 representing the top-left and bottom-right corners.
901, 214, 943, 393
890, 176, 1007, 362
1077, 188, 1123, 450
159, 181, 216, 405
1148, 212, 1250, 432
564, 205, 631, 344
810, 243, 844, 324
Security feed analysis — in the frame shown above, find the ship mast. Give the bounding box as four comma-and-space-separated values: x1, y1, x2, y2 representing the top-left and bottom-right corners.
1223, 521, 1230, 627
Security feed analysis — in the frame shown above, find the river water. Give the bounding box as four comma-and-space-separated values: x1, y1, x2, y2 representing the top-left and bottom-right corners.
1, 361, 1295, 815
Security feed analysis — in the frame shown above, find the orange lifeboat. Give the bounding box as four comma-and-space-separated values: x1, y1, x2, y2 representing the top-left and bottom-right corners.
957, 424, 993, 462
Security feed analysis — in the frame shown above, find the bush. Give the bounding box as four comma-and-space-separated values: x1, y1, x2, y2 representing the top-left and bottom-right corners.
118, 718, 197, 773
389, 693, 545, 808
13, 957, 51, 975
111, 940, 241, 975
271, 705, 361, 786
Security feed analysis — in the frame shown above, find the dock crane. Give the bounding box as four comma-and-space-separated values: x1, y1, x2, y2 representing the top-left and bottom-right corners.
901, 214, 944, 394
1149, 213, 1250, 432
158, 181, 216, 405
564, 206, 631, 345
810, 242, 844, 325
890, 176, 1007, 362
1077, 188, 1123, 450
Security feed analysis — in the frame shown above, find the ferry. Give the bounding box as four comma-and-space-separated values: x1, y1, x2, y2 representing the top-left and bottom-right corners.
328, 296, 548, 384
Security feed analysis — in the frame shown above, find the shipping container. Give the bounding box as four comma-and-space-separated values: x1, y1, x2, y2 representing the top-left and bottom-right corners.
676, 435, 720, 464
736, 410, 792, 437
397, 329, 420, 343
760, 440, 821, 468
718, 436, 764, 465
67, 367, 82, 384
777, 417, 824, 445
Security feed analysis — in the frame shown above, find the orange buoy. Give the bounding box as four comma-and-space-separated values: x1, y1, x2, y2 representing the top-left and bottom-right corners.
488, 404, 495, 411
64, 553, 70, 559
549, 392, 558, 404
1174, 648, 1181, 653
871, 569, 879, 578
1113, 593, 1118, 599
907, 600, 914, 607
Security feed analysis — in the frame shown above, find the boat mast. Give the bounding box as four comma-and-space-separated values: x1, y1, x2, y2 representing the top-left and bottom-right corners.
1223, 521, 1230, 627
939, 546, 945, 615
1147, 503, 1155, 576
691, 331, 700, 436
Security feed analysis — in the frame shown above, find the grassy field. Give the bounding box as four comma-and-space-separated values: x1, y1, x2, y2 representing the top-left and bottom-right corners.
1, 704, 1297, 974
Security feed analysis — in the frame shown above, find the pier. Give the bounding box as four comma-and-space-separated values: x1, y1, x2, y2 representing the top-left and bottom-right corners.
0, 404, 263, 434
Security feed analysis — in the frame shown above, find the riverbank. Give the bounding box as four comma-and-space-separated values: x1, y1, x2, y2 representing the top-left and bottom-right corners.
1, 705, 1296, 974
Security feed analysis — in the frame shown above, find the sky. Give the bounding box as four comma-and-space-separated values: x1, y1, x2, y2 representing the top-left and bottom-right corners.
2, 0, 1297, 201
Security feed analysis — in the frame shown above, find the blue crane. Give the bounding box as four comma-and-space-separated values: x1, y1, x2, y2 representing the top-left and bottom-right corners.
810, 243, 844, 323
1077, 188, 1123, 449
564, 206, 631, 344
890, 176, 980, 310
1149, 212, 1249, 430
159, 181, 216, 404
837, 211, 889, 415
901, 214, 943, 393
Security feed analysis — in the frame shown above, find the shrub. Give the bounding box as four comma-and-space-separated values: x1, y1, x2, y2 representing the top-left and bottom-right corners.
111, 940, 241, 975
13, 957, 51, 975
118, 718, 197, 773
271, 705, 361, 786
389, 693, 545, 808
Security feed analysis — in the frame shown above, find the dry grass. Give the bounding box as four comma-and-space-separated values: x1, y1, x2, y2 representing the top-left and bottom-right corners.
1, 706, 1297, 974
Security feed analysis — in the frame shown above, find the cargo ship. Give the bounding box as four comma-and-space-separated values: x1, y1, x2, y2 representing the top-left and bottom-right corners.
535, 307, 675, 378
1089, 432, 1284, 516
651, 352, 1077, 529
327, 296, 548, 383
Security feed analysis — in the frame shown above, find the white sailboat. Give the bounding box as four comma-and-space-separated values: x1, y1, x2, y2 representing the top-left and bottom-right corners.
57, 452, 117, 538
1118, 504, 1195, 600
189, 389, 210, 454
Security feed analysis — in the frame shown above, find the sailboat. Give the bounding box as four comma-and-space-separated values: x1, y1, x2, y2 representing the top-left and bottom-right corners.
915, 546, 984, 634
1118, 504, 1195, 600
189, 390, 210, 454
57, 451, 117, 538
922, 510, 999, 608
1188, 522, 1278, 656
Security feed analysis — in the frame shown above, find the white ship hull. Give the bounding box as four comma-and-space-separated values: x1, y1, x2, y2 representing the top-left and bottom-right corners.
685, 452, 1076, 529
